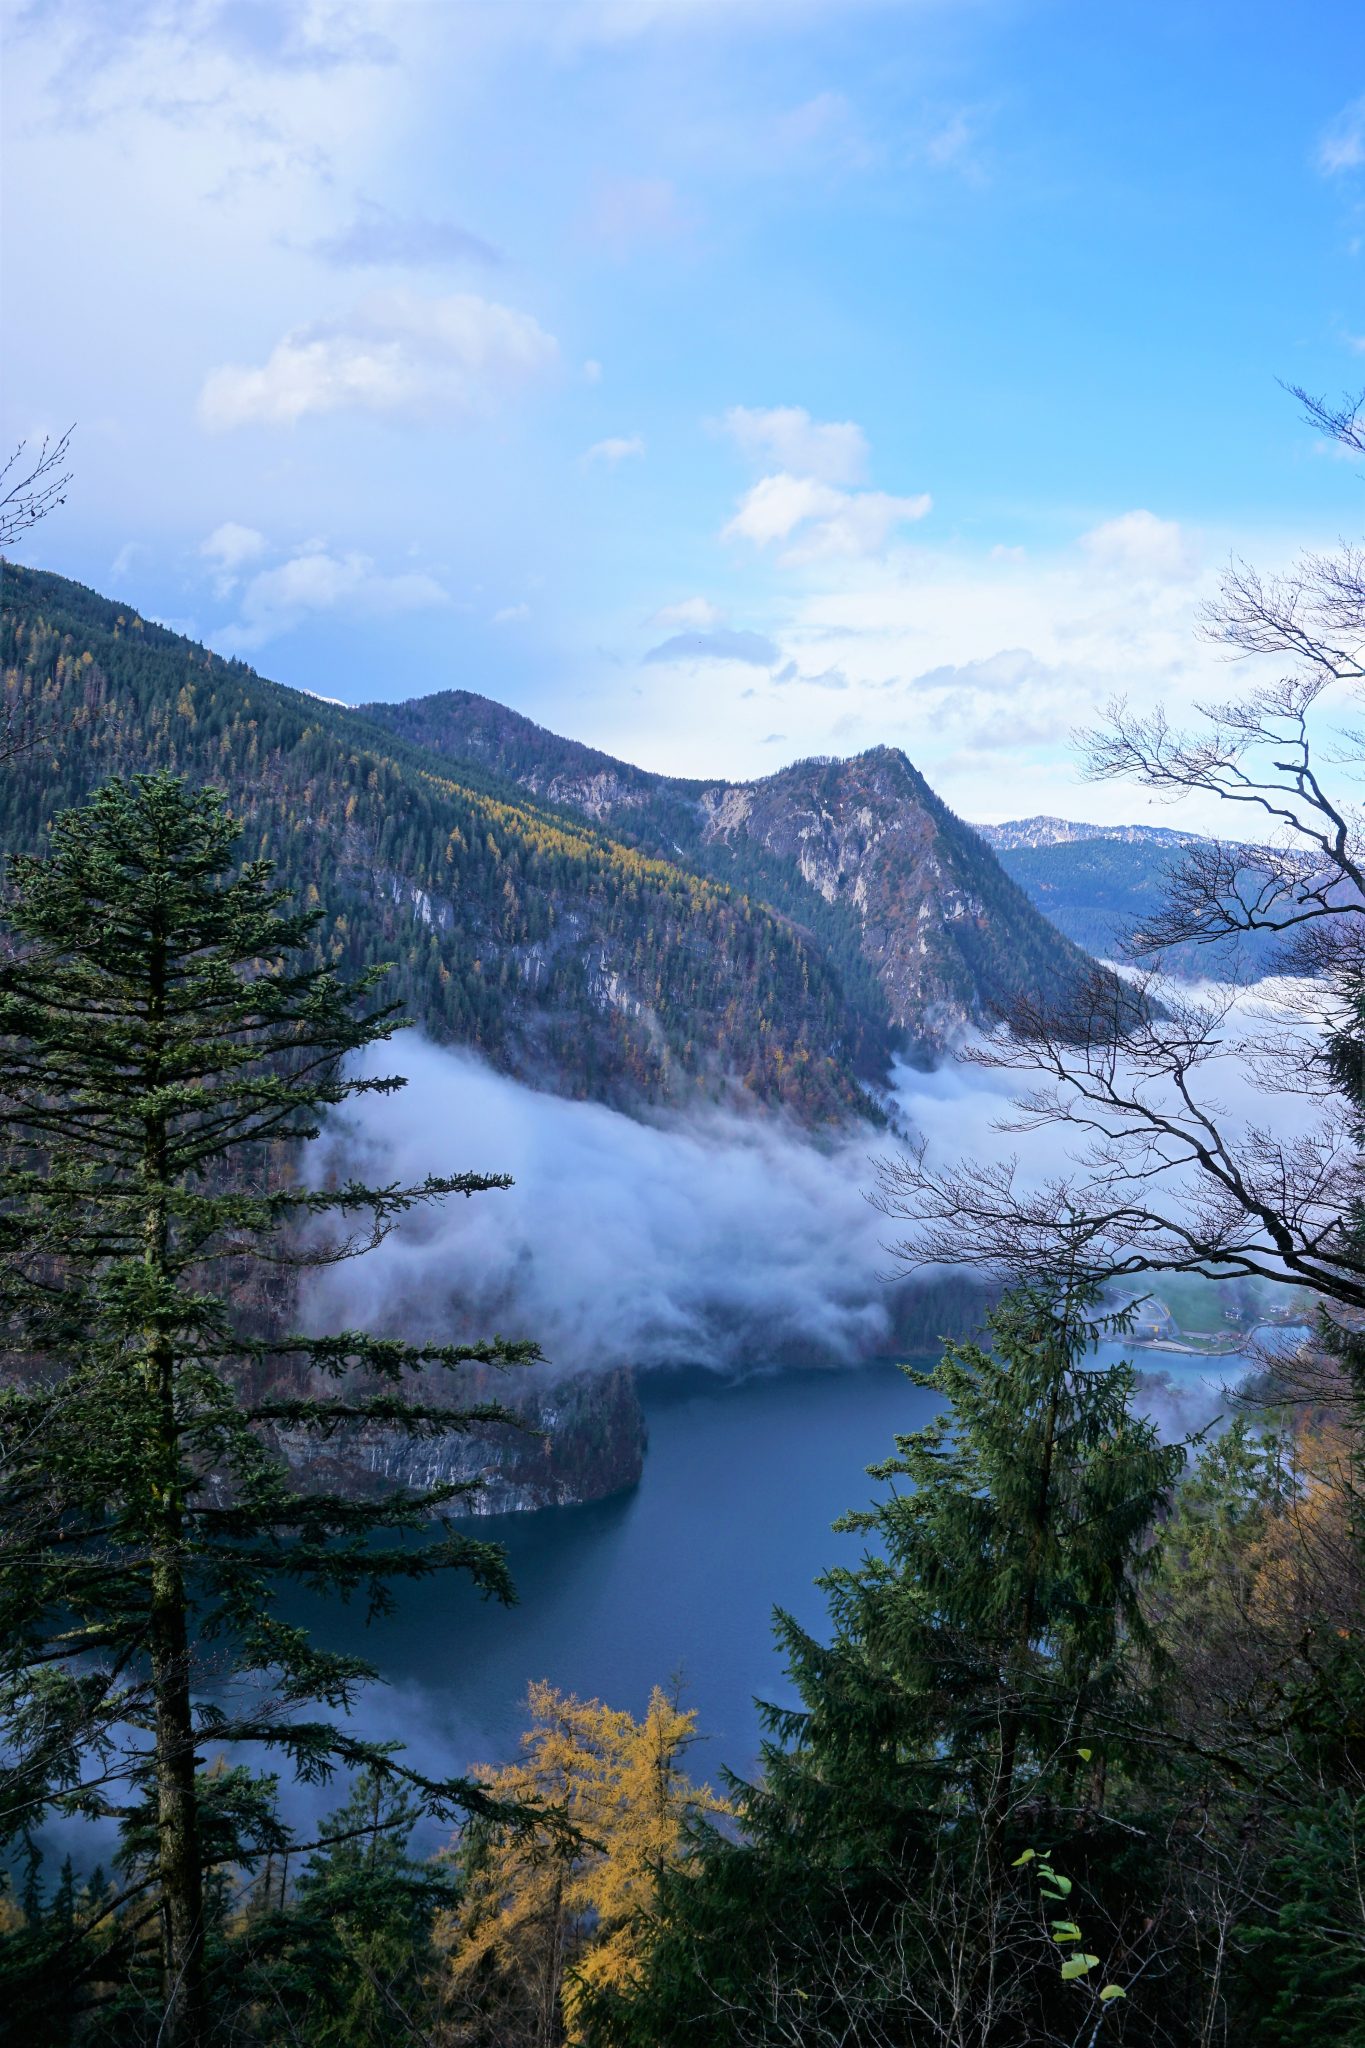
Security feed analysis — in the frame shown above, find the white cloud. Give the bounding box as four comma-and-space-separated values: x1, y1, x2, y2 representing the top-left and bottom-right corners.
199, 520, 268, 596
925, 110, 976, 170
220, 543, 449, 650
584, 434, 646, 466
199, 290, 558, 429
591, 500, 1260, 812
724, 472, 931, 561
775, 662, 850, 690
583, 358, 604, 383
644, 627, 780, 666
1080, 509, 1199, 580
492, 602, 530, 625
1318, 96, 1365, 175
650, 596, 723, 630
309, 202, 499, 268
723, 403, 869, 485
772, 89, 871, 171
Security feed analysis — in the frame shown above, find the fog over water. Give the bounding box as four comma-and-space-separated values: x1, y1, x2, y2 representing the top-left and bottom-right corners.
306, 995, 1319, 1376
46, 1030, 1301, 1868
305, 1037, 1026, 1372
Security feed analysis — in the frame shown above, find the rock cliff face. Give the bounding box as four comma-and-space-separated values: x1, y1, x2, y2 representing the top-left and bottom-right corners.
690, 750, 1096, 1039
275, 1366, 646, 1517
351, 1366, 647, 1516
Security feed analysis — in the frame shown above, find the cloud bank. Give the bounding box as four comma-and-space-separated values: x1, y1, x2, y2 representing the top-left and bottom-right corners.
304, 1040, 1027, 1375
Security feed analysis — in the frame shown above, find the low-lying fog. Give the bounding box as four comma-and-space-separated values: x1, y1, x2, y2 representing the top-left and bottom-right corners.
305, 981, 1322, 1379
305, 1038, 1023, 1372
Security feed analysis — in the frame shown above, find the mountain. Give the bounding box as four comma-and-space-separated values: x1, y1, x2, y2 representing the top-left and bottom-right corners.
0, 563, 1091, 1515
992, 836, 1192, 966
0, 563, 885, 1125
976, 815, 1201, 853
982, 823, 1288, 979
357, 690, 1105, 1052
2, 565, 1109, 1123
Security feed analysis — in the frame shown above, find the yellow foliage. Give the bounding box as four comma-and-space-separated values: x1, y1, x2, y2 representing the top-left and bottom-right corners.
1246, 1418, 1361, 1638
438, 1681, 729, 2043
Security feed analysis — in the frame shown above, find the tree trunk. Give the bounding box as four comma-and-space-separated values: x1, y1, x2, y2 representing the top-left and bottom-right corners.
150, 1489, 206, 2047
144, 928, 207, 2047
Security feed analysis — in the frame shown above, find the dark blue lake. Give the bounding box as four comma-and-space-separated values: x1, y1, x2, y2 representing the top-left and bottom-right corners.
302, 1338, 1252, 1835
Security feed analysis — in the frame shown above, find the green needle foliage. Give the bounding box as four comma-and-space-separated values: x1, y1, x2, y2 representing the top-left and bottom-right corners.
592, 1287, 1187, 2046
0, 772, 540, 2045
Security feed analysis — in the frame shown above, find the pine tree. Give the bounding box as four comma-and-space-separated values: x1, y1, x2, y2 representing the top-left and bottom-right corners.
242, 1769, 455, 2047
0, 773, 539, 2045
599, 1287, 1186, 2046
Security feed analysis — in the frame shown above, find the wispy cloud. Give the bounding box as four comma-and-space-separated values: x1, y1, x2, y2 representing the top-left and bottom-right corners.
649, 596, 722, 630
722, 403, 868, 485
1318, 95, 1365, 175
309, 201, 500, 269
199, 290, 558, 429
584, 175, 691, 255
1079, 509, 1199, 580
584, 434, 646, 466
200, 520, 268, 597
644, 627, 780, 666
217, 541, 449, 650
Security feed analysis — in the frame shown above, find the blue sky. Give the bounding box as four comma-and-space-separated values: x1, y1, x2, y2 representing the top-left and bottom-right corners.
3, 0, 1363, 822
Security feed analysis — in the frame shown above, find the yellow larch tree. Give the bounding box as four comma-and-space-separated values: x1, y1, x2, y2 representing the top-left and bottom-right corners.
437, 1681, 729, 2048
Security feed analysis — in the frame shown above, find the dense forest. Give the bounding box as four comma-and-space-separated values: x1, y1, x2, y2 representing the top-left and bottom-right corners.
0, 564, 884, 1124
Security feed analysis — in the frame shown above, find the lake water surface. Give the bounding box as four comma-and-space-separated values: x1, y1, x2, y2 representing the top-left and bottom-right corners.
307, 1339, 1255, 1831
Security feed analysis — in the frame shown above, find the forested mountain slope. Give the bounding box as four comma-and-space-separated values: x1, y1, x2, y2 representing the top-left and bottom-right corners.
0, 564, 880, 1122
2, 564, 1114, 1120
359, 689, 1104, 1043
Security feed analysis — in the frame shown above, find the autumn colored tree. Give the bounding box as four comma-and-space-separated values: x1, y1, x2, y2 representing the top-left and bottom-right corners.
438, 1681, 728, 2047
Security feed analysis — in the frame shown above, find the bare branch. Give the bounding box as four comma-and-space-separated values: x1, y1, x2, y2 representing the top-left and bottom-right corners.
0, 426, 75, 550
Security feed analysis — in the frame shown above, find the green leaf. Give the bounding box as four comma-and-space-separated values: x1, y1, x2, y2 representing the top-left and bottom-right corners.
1076, 1746, 1093, 1763
1011, 1848, 1035, 1866
1050, 1922, 1082, 1942
1041, 1873, 1072, 1895
1099, 1985, 1126, 2002
1060, 1954, 1099, 1980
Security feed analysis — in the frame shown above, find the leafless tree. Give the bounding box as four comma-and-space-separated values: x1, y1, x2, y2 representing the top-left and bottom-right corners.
878, 387, 1365, 1316
0, 425, 74, 551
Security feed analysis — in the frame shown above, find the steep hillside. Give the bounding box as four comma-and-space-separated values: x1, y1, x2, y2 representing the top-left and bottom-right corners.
0, 564, 880, 1123
359, 691, 1104, 1042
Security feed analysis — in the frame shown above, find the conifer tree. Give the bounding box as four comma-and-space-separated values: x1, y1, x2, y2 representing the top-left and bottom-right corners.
598, 1287, 1186, 2046
440, 1680, 727, 2048
0, 773, 539, 2045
